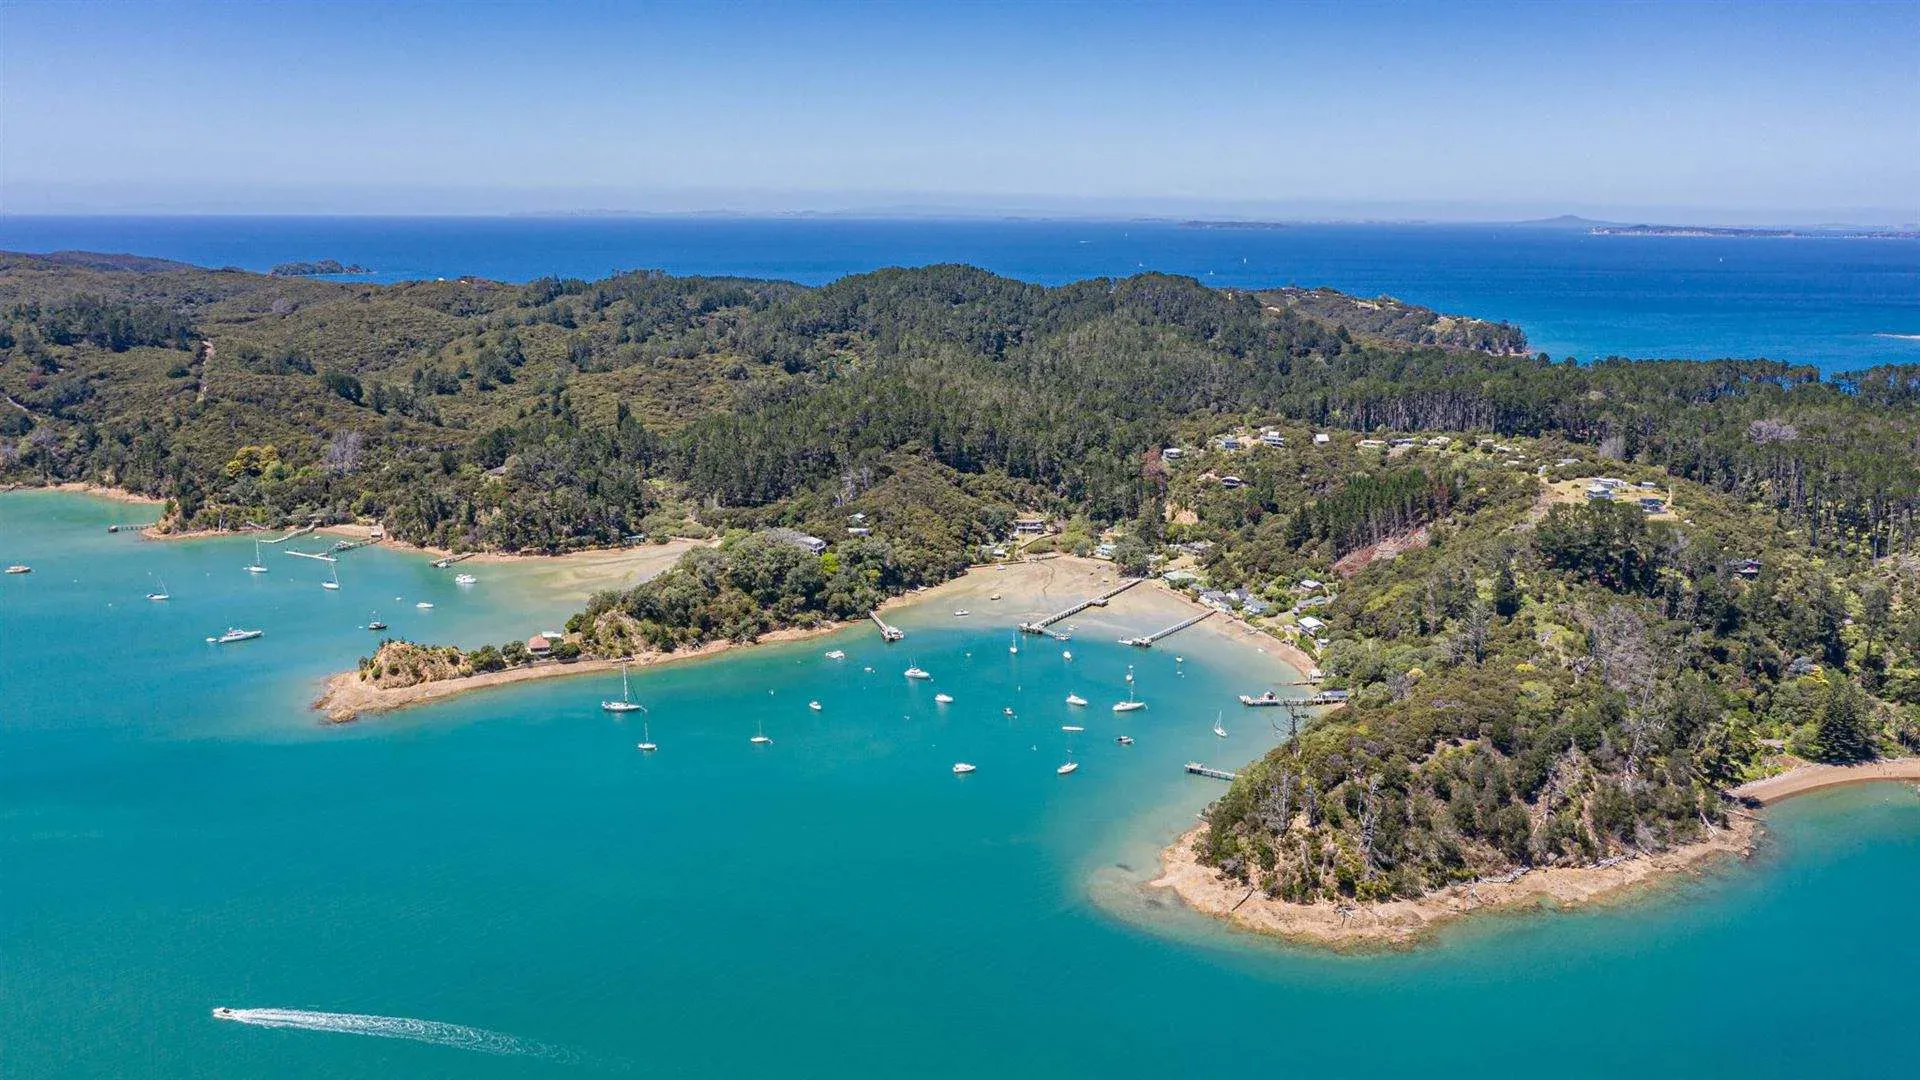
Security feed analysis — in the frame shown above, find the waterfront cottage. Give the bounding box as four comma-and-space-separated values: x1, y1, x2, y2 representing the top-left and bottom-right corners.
526, 634, 551, 657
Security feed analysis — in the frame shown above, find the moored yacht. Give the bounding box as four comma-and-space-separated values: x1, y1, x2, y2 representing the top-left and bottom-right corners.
904, 664, 931, 680
207, 627, 263, 644
602, 663, 644, 713
1066, 692, 1088, 707
952, 762, 977, 775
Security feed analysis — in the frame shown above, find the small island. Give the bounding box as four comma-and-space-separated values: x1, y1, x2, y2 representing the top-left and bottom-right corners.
269, 258, 372, 276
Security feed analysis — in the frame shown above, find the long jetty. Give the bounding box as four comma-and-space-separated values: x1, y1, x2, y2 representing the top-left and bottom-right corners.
329, 537, 377, 555
283, 549, 337, 563
260, 523, 316, 545
1185, 762, 1238, 782
1122, 607, 1215, 647
431, 553, 475, 569
1020, 578, 1143, 636
870, 610, 904, 642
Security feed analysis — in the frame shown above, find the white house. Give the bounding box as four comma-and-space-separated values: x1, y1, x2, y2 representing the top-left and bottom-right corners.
1297, 615, 1327, 634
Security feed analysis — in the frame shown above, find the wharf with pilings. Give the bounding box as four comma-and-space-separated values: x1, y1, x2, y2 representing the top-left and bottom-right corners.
1019, 578, 1143, 636
1121, 607, 1216, 647
871, 610, 905, 642
1185, 762, 1238, 782
282, 549, 338, 563
260, 523, 317, 545
329, 537, 377, 555
431, 552, 475, 569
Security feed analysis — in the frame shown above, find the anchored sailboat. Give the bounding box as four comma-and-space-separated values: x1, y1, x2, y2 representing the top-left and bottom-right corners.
245, 540, 268, 574
602, 663, 644, 713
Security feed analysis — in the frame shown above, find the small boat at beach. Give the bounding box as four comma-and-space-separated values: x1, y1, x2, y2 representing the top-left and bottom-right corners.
207, 627, 263, 644
905, 665, 931, 680
6, 564, 31, 574
989, 593, 1001, 601
1066, 693, 1088, 707
1061, 724, 1084, 733
953, 762, 977, 775
635, 719, 657, 752
1213, 712, 1228, 738
1113, 683, 1145, 713
953, 609, 970, 617
245, 540, 268, 574
825, 649, 846, 660
750, 719, 772, 745
1116, 735, 1134, 746
808, 700, 822, 711
602, 663, 645, 713
934, 693, 954, 704
454, 573, 477, 585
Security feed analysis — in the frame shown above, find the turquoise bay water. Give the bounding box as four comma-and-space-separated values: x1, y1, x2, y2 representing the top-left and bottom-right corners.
2, 216, 1916, 373
6, 491, 1920, 1078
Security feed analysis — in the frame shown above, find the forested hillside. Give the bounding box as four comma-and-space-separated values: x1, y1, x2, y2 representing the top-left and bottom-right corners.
6, 252, 1920, 905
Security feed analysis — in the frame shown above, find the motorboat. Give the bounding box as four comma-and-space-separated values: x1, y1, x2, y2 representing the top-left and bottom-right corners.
905, 665, 931, 680
415, 601, 434, 609
1056, 760, 1079, 776
454, 573, 477, 585
825, 649, 846, 660
1062, 650, 1072, 660
808, 700, 823, 711
952, 762, 977, 775
6, 565, 31, 574
1116, 735, 1134, 746
207, 627, 263, 644
1066, 693, 1088, 707
953, 609, 970, 617
934, 693, 954, 704
1061, 725, 1084, 733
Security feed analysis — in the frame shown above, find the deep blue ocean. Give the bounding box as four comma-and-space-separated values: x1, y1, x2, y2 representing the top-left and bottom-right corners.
2, 215, 1916, 373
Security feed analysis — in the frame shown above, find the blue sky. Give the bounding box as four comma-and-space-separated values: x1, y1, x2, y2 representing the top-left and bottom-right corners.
2, 0, 1915, 222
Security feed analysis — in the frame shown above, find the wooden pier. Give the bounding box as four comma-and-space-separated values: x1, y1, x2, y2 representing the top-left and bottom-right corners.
431, 553, 475, 569
1020, 578, 1143, 635
329, 537, 377, 555
1121, 607, 1215, 647
870, 610, 905, 642
283, 549, 338, 563
260, 523, 317, 545
1185, 762, 1238, 782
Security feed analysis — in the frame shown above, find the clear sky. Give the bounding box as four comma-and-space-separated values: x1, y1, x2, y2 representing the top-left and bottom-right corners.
2, 0, 1915, 222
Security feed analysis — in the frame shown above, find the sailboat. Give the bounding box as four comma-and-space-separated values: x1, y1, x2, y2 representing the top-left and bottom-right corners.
245, 540, 268, 574
750, 718, 773, 745
1113, 683, 1145, 713
1009, 632, 1019, 655
322, 565, 340, 590
1213, 711, 1228, 738
602, 663, 644, 713
146, 577, 170, 601
635, 719, 657, 752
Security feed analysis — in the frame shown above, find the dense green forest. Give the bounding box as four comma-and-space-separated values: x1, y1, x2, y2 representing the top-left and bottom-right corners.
5, 250, 1919, 904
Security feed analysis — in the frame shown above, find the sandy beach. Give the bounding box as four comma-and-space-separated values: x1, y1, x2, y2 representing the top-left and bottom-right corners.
1730, 758, 1920, 805
46, 482, 166, 506
1152, 815, 1758, 950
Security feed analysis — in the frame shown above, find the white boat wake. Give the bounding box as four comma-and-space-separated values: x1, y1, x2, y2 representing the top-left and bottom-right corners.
212, 1007, 582, 1063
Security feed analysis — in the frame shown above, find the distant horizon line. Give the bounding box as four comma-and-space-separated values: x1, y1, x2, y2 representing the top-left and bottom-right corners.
4, 210, 1918, 232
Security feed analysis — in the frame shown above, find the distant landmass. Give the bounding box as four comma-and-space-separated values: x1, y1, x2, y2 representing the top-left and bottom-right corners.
269, 259, 372, 276
1592, 224, 1919, 240
1178, 220, 1289, 231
